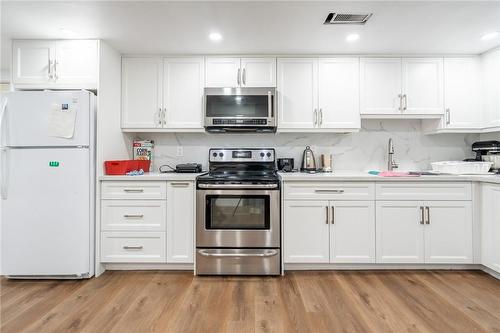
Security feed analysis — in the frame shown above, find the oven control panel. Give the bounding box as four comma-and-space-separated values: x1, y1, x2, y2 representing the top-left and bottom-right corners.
209, 148, 275, 162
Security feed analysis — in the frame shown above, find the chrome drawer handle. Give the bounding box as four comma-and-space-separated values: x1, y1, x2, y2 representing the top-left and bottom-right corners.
170, 182, 189, 186
123, 246, 143, 250
198, 249, 278, 258
314, 189, 345, 193
123, 189, 144, 193
123, 214, 144, 219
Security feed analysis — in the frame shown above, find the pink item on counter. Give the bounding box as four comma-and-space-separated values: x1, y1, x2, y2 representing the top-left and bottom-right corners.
378, 171, 420, 177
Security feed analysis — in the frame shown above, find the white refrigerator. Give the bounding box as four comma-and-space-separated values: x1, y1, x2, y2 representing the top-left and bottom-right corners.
0, 90, 95, 278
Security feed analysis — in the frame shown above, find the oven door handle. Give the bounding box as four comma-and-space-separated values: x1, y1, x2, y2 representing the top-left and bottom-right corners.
198, 183, 278, 189
198, 249, 279, 258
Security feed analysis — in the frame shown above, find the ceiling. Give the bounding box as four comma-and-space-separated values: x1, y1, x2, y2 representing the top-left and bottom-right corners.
2, 1, 500, 73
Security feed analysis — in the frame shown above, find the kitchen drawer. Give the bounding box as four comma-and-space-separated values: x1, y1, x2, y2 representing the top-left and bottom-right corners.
283, 182, 375, 200
376, 182, 472, 201
101, 200, 166, 231
101, 181, 166, 200
101, 232, 166, 263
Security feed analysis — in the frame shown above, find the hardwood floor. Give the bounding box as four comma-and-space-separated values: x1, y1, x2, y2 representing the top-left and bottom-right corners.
1, 270, 500, 333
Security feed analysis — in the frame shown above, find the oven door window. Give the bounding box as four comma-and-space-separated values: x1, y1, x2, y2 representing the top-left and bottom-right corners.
206, 95, 269, 118
205, 195, 270, 230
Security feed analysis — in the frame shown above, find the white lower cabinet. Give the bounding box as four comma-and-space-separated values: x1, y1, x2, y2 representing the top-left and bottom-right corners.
284, 200, 375, 263
376, 200, 473, 264
481, 184, 500, 273
166, 181, 194, 263
284, 201, 330, 263
101, 232, 166, 263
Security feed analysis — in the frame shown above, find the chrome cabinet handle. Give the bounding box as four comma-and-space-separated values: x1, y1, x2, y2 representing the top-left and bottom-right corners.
48, 59, 53, 80
163, 108, 167, 126
198, 249, 278, 257
170, 182, 189, 186
314, 189, 345, 193
313, 109, 318, 126
446, 108, 451, 125
398, 94, 403, 112
325, 206, 329, 224
237, 68, 241, 86
403, 94, 408, 111
425, 206, 430, 224
242, 68, 246, 85
319, 108, 323, 125
123, 189, 144, 193
157, 108, 162, 126
53, 61, 58, 80
420, 206, 425, 224
123, 246, 143, 250
331, 206, 335, 224
123, 214, 144, 219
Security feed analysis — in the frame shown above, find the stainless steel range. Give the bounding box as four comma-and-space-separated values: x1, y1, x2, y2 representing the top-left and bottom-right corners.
196, 148, 281, 275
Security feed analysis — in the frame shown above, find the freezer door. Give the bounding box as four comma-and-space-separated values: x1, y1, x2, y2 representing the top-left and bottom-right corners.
1, 148, 92, 276
3, 90, 91, 147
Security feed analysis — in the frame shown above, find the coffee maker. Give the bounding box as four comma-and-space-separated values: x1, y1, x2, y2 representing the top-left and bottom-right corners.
470, 140, 500, 173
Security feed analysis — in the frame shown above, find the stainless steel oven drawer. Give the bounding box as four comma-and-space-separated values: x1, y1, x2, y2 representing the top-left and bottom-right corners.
196, 248, 281, 275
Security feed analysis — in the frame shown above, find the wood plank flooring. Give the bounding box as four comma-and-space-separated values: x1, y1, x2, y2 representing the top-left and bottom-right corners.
1, 270, 500, 333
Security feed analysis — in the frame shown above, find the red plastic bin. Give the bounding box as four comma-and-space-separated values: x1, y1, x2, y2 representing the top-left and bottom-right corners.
104, 160, 151, 175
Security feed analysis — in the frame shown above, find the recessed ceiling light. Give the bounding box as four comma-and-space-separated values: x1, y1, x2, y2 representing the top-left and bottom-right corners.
481, 31, 499, 41
209, 32, 222, 42
346, 33, 360, 42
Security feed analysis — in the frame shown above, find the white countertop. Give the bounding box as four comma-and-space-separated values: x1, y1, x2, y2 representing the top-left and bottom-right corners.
99, 172, 206, 181
278, 171, 500, 184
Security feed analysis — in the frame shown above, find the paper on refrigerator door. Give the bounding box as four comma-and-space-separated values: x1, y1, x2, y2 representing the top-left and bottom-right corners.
48, 103, 77, 138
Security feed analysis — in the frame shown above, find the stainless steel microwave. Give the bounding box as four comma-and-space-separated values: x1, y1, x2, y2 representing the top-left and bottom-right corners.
204, 87, 276, 133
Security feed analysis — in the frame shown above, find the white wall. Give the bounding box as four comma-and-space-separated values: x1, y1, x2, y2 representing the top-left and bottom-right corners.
132, 120, 479, 172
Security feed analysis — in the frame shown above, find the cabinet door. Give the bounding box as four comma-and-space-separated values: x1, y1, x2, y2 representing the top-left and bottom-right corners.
423, 201, 473, 264
481, 48, 500, 129
240, 57, 276, 87
376, 201, 425, 263
443, 58, 483, 129
55, 40, 98, 87
283, 200, 329, 263
163, 57, 204, 129
121, 57, 163, 129
12, 40, 55, 85
167, 181, 194, 263
205, 57, 240, 87
277, 58, 318, 129
330, 201, 375, 263
359, 58, 402, 115
481, 184, 500, 273
402, 58, 444, 115
318, 58, 360, 129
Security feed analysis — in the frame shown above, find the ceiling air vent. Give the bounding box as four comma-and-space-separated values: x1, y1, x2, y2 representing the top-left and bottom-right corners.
323, 13, 373, 25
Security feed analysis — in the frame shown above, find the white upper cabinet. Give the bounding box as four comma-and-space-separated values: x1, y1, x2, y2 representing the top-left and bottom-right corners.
205, 57, 240, 87
12, 40, 55, 85
360, 57, 444, 118
54, 40, 98, 86
278, 57, 360, 131
205, 57, 276, 87
481, 48, 500, 130
440, 58, 483, 130
402, 58, 444, 115
163, 57, 204, 129
277, 58, 318, 129
318, 58, 360, 129
121, 57, 205, 131
121, 57, 163, 129
360, 58, 402, 116
12, 40, 98, 89
240, 58, 276, 87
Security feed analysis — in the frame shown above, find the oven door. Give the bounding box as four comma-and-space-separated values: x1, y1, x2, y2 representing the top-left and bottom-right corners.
204, 87, 276, 127
196, 188, 280, 248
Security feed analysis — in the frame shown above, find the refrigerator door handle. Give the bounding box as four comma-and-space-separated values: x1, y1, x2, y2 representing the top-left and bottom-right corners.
1, 147, 8, 200
0, 97, 7, 146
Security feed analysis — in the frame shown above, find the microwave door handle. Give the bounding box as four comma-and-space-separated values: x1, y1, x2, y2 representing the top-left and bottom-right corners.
268, 91, 273, 118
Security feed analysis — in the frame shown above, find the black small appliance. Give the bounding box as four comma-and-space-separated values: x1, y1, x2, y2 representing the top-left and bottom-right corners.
277, 158, 294, 172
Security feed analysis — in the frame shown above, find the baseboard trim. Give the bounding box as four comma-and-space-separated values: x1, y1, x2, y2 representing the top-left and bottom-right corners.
284, 263, 483, 270
104, 263, 194, 271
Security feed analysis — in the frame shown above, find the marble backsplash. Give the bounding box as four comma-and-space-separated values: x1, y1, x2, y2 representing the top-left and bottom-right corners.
132, 120, 480, 172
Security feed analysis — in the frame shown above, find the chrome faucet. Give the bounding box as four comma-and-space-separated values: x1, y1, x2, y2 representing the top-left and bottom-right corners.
388, 138, 399, 171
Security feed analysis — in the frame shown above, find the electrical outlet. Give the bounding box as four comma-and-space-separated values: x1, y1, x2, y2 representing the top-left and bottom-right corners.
176, 146, 184, 157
